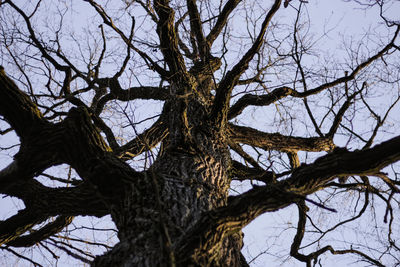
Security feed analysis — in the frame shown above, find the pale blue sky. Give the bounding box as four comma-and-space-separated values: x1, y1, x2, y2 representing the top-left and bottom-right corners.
1, 1, 399, 266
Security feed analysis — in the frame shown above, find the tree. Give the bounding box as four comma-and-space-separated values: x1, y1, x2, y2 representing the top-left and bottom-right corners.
0, 0, 400, 266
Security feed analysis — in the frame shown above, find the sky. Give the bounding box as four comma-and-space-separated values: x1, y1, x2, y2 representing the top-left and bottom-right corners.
1, 0, 400, 266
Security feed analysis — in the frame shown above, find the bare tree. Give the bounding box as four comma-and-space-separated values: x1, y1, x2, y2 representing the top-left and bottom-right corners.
0, 0, 400, 266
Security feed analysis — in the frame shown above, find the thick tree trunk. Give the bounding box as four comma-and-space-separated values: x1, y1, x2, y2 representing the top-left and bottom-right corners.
92, 95, 246, 266
92, 152, 244, 266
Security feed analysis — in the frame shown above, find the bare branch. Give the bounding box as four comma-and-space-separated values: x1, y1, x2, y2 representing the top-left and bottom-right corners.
228, 123, 335, 152
84, 0, 168, 78
187, 0, 208, 59
154, 0, 189, 83
0, 209, 47, 246
206, 0, 241, 46
211, 0, 282, 125
177, 134, 400, 261
228, 86, 296, 119
2, 180, 108, 218
0, 67, 45, 138
7, 216, 74, 247
116, 117, 168, 160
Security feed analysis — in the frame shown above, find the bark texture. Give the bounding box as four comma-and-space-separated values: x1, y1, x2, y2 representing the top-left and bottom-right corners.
1, 1, 400, 267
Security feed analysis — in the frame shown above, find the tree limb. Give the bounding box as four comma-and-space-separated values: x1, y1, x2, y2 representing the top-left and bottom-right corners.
176, 134, 400, 261
228, 86, 296, 119
230, 160, 275, 184
227, 24, 399, 120
154, 0, 189, 84
0, 209, 47, 246
2, 180, 109, 218
187, 0, 208, 59
211, 0, 282, 126
84, 0, 169, 78
0, 66, 46, 138
206, 0, 242, 46
115, 117, 168, 160
7, 216, 74, 247
228, 123, 335, 152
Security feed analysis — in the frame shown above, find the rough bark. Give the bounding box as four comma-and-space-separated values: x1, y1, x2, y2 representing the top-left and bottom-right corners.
1, 1, 400, 267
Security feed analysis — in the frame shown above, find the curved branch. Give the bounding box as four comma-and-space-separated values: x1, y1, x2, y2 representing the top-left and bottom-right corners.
2, 180, 109, 218
108, 78, 169, 101
228, 86, 297, 119
0, 209, 47, 246
175, 12, 197, 59
84, 0, 168, 78
7, 216, 74, 247
326, 89, 361, 137
287, 136, 400, 193
206, 0, 242, 46
228, 123, 335, 152
0, 67, 46, 138
6, 1, 77, 97
6, 1, 68, 72
94, 81, 168, 116
176, 134, 400, 261
176, 185, 299, 264
211, 0, 282, 125
228, 25, 399, 120
229, 141, 261, 169
0, 126, 64, 193
154, 0, 189, 82
300, 25, 400, 97
230, 160, 275, 184
187, 0, 208, 59
60, 107, 144, 201
115, 117, 168, 160
290, 201, 308, 263
0, 71, 142, 204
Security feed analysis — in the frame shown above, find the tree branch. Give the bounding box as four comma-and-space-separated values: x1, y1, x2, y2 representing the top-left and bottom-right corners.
0, 70, 142, 204
154, 0, 189, 83
211, 0, 282, 126
176, 134, 400, 261
94, 79, 169, 116
187, 0, 208, 59
299, 25, 400, 97
84, 0, 168, 78
115, 117, 168, 160
228, 25, 399, 120
0, 66, 46, 138
228, 123, 335, 152
230, 160, 275, 184
7, 216, 74, 247
0, 209, 47, 246
2, 180, 109, 218
326, 89, 361, 138
228, 86, 297, 119
206, 0, 242, 46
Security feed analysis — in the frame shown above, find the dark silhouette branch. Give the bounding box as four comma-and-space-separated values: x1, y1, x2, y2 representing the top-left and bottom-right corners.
230, 160, 275, 184
1, 180, 109, 218
116, 117, 168, 160
206, 0, 241, 46
228, 123, 335, 152
228, 86, 297, 119
0, 67, 46, 138
0, 209, 47, 246
176, 134, 400, 260
154, 0, 189, 83
7, 216, 74, 247
211, 0, 282, 126
228, 25, 399, 120
187, 0, 208, 59
84, 0, 169, 78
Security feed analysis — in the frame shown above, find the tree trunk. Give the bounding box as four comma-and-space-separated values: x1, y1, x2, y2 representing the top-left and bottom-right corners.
93, 94, 246, 266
